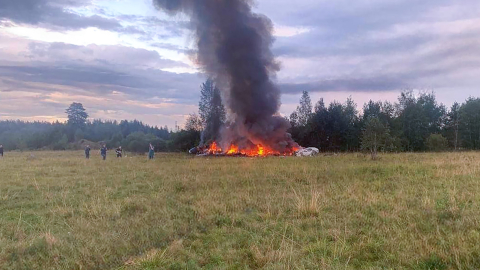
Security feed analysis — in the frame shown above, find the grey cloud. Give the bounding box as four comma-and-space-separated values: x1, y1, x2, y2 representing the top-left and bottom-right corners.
0, 1, 189, 40
0, 64, 203, 102
1, 0, 479, 121
258, 0, 480, 97
273, 30, 432, 58
132, 16, 191, 30
0, 0, 134, 32
278, 27, 480, 95
268, 0, 464, 58
26, 42, 187, 70
119, 25, 146, 35
118, 15, 191, 40
257, 0, 477, 59
0, 38, 204, 105
279, 44, 480, 95
150, 42, 194, 54
260, 0, 453, 30
41, 13, 121, 31
280, 77, 409, 94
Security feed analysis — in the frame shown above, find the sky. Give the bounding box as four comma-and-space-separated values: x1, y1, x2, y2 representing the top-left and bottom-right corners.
0, 0, 479, 128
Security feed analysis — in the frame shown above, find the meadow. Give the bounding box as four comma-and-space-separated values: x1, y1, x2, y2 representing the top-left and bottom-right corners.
1, 151, 480, 269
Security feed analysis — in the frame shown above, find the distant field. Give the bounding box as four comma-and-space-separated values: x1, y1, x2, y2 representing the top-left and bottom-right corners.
1, 151, 480, 269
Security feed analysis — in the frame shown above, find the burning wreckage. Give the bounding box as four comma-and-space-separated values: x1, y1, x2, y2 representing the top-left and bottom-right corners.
189, 143, 319, 157
154, 0, 318, 157
189, 142, 299, 157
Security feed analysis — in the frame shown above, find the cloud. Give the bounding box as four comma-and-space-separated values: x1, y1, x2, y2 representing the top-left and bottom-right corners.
1, 0, 480, 125
0, 64, 204, 127
0, 0, 119, 30
268, 0, 480, 58
26, 42, 187, 70
0, 63, 203, 102
280, 77, 408, 94
117, 14, 191, 41
0, 88, 198, 126
0, 0, 152, 35
257, 0, 480, 99
0, 33, 205, 126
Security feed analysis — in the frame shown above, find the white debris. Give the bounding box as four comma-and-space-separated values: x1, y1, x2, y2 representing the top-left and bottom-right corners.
295, 147, 320, 157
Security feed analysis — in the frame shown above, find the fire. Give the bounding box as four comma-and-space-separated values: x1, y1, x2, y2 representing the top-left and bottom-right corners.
257, 145, 264, 156
208, 142, 222, 154
207, 142, 299, 157
227, 144, 239, 154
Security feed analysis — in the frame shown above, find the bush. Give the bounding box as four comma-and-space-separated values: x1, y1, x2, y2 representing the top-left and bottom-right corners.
426, 134, 448, 152
74, 129, 85, 142
52, 134, 68, 150
168, 130, 201, 152
151, 138, 168, 152
107, 132, 123, 149
122, 132, 157, 153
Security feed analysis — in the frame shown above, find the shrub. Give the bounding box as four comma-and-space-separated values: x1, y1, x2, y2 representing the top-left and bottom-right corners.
122, 132, 157, 153
426, 134, 448, 152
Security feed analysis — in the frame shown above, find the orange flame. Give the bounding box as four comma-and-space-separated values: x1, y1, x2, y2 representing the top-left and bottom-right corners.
257, 145, 264, 156
208, 142, 222, 154
227, 144, 239, 154
207, 142, 298, 157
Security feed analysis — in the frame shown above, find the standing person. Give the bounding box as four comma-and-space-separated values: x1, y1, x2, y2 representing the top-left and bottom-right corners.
116, 146, 123, 158
85, 145, 91, 159
0, 144, 3, 157
100, 145, 107, 160
148, 143, 155, 160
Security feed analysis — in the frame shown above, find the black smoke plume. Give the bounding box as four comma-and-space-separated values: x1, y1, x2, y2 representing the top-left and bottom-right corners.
153, 0, 299, 152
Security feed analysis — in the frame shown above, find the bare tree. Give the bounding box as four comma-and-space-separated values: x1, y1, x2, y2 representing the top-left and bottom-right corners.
185, 113, 203, 131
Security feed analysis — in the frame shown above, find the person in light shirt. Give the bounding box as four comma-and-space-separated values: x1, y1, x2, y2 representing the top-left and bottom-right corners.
116, 146, 123, 158
148, 143, 155, 160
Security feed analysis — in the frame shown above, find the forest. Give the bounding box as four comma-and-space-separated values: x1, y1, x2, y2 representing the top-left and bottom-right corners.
1, 80, 479, 153
288, 90, 480, 153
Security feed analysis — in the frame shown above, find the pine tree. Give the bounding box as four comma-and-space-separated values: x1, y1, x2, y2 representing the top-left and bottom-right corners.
445, 102, 460, 150
459, 98, 480, 149
198, 78, 226, 143
344, 97, 360, 151
296, 91, 312, 126
66, 103, 88, 127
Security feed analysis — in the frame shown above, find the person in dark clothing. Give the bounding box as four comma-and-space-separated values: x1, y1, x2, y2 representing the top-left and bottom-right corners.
100, 145, 107, 160
85, 145, 91, 159
0, 144, 3, 157
116, 146, 123, 158
148, 143, 155, 160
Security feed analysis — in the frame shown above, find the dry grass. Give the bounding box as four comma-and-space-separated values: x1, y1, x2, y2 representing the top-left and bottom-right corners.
1, 151, 480, 269
293, 189, 324, 218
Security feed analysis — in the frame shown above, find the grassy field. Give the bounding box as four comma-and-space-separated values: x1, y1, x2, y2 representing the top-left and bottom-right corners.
1, 151, 480, 269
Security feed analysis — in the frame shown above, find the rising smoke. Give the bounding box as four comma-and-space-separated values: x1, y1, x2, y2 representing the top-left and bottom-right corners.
153, 0, 299, 152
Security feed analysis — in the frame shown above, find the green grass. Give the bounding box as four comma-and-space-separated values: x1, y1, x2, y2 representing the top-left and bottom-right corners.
1, 151, 480, 269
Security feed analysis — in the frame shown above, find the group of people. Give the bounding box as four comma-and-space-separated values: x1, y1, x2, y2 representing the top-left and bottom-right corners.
0, 143, 156, 159
84, 143, 156, 160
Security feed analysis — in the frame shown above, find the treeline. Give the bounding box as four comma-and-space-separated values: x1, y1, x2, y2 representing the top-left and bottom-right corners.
0, 118, 200, 152
289, 90, 480, 152
0, 80, 224, 153
2, 86, 479, 154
